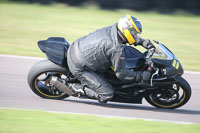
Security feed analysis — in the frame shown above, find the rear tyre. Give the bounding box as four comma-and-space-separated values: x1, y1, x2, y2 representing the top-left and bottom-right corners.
145, 77, 191, 109
27, 60, 70, 100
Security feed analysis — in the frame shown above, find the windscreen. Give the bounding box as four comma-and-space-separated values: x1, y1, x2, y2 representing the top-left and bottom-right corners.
152, 43, 174, 60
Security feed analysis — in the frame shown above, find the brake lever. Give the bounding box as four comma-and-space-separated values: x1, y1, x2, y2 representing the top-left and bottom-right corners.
150, 68, 159, 86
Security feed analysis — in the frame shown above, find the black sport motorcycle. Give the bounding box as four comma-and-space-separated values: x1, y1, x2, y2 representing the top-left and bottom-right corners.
27, 37, 191, 109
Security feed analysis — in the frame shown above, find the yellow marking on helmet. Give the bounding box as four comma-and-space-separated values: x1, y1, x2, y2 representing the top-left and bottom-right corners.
110, 66, 115, 71
123, 29, 136, 44
172, 59, 176, 67
126, 14, 140, 33
176, 62, 179, 69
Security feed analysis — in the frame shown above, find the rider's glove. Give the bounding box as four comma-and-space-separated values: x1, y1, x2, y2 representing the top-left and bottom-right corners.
145, 40, 156, 59
138, 39, 156, 59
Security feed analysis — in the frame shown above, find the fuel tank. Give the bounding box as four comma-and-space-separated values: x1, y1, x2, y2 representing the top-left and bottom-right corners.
124, 46, 145, 69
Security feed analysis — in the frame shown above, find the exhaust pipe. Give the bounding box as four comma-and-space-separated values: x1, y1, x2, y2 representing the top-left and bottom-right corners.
50, 77, 73, 96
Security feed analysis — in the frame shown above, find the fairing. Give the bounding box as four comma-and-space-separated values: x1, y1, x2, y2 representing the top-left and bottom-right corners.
123, 42, 183, 77
124, 46, 145, 69
152, 43, 184, 76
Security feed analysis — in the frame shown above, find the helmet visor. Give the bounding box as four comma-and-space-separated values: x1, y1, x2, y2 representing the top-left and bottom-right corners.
129, 28, 140, 42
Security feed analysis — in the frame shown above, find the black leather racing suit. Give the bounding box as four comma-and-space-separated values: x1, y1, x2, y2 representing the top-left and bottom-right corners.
67, 23, 155, 101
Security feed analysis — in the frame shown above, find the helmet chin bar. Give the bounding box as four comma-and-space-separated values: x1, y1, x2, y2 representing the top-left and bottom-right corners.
117, 27, 140, 45
117, 30, 128, 44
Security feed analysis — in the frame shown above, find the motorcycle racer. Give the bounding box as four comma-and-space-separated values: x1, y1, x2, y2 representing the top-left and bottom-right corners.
67, 14, 156, 103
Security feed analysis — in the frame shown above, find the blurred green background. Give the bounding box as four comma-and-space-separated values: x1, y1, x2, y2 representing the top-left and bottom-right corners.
0, 1, 200, 71
0, 109, 199, 133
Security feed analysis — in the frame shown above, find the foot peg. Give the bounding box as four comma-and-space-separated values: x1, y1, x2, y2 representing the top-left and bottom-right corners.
68, 83, 85, 97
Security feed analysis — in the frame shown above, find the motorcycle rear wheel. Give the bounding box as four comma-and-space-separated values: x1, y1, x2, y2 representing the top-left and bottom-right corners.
27, 60, 70, 100
145, 77, 191, 109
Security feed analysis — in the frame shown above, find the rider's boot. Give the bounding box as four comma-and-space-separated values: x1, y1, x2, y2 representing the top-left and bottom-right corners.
68, 84, 110, 103
84, 87, 108, 103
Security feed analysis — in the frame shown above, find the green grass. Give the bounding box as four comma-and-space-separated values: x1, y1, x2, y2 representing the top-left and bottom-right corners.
0, 109, 199, 133
0, 2, 200, 71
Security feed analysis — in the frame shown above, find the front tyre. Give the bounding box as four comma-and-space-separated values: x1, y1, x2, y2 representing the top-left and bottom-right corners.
27, 60, 70, 100
145, 77, 191, 109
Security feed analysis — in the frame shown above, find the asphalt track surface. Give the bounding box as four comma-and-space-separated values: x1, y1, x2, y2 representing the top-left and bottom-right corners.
0, 55, 200, 123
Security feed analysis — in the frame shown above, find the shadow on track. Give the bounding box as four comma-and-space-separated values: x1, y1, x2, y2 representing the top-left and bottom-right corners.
63, 98, 200, 115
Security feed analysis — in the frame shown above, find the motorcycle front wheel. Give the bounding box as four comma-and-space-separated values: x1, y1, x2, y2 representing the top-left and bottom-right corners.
27, 60, 70, 100
145, 77, 191, 109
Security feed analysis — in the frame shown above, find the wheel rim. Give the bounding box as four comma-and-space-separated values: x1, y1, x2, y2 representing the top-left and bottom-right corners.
34, 71, 67, 98
149, 83, 186, 108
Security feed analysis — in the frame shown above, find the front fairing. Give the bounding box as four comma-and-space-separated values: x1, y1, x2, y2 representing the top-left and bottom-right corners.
152, 43, 184, 76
